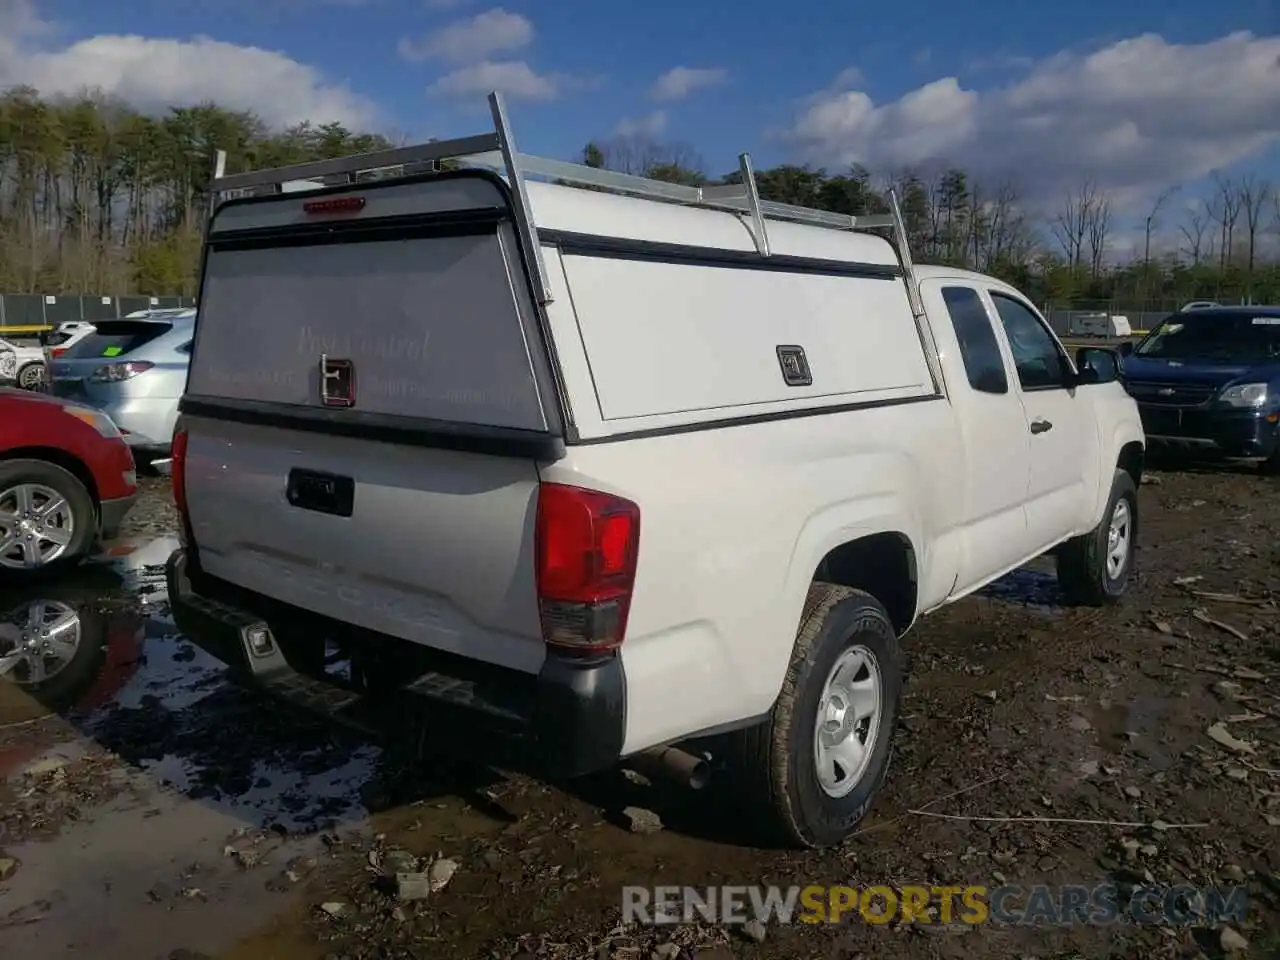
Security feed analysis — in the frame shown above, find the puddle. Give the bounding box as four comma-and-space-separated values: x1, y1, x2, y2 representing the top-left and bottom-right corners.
0, 534, 396, 956
1086, 696, 1179, 770
0, 582, 147, 734
1, 535, 383, 834
978, 567, 1065, 614
98, 534, 179, 611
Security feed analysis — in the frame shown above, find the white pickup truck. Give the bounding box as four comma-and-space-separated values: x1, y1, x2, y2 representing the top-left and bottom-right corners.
165, 93, 1144, 848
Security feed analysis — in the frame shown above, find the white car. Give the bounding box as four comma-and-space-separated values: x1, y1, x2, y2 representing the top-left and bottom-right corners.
0, 342, 15, 385
46, 321, 97, 359
163, 93, 1145, 848
0, 337, 47, 390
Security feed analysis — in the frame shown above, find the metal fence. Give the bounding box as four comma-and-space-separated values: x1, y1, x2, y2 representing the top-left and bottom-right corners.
0, 293, 196, 332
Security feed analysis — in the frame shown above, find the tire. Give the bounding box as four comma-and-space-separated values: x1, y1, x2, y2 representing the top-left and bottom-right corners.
16, 362, 45, 391
1056, 468, 1138, 606
732, 584, 902, 848
0, 459, 97, 583
1260, 450, 1280, 476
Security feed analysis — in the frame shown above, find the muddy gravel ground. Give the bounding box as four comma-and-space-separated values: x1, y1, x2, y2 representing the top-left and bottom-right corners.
1, 470, 1278, 960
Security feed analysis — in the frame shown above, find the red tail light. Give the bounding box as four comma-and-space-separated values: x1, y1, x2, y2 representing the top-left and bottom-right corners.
535, 482, 640, 655
171, 426, 189, 520
90, 361, 154, 383
303, 196, 365, 214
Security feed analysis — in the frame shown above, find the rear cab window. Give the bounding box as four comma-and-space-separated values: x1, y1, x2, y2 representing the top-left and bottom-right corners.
188, 174, 561, 442
940, 286, 1008, 394
59, 321, 173, 360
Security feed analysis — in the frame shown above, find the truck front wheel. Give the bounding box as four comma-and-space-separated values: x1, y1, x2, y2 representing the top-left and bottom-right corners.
1056, 468, 1138, 605
734, 584, 902, 848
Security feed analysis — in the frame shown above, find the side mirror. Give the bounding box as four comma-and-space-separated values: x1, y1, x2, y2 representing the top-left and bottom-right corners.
1115, 340, 1134, 357
1074, 347, 1120, 385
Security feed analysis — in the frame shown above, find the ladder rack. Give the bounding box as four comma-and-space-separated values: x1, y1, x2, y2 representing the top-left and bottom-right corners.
207, 91, 925, 319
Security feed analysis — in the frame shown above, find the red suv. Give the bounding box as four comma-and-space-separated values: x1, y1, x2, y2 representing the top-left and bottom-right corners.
0, 387, 139, 580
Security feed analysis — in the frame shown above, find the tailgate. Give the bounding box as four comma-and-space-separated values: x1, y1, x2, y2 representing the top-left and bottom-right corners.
181, 170, 566, 672
183, 416, 545, 672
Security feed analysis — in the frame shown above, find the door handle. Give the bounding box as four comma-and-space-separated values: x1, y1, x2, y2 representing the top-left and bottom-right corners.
286, 468, 355, 517
1030, 418, 1053, 434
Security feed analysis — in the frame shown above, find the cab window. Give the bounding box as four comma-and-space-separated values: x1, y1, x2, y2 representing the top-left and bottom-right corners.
941, 286, 1008, 394
990, 294, 1068, 390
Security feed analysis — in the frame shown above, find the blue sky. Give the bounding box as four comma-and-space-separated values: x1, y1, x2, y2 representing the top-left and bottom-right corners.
4, 0, 1280, 245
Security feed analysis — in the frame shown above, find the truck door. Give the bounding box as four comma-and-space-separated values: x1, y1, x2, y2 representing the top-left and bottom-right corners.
985, 291, 1091, 548
922, 280, 1032, 587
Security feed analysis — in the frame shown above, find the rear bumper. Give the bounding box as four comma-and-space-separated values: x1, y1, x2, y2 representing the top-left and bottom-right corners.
164, 548, 626, 778
86, 394, 177, 449
122, 435, 171, 456
99, 493, 139, 540
1138, 404, 1280, 458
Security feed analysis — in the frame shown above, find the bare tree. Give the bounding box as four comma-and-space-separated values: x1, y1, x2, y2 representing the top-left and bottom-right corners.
1051, 179, 1104, 270
1085, 190, 1112, 278
1178, 203, 1212, 266
1142, 185, 1179, 267
973, 180, 1033, 269
1210, 174, 1241, 269
594, 135, 703, 182
1235, 174, 1273, 285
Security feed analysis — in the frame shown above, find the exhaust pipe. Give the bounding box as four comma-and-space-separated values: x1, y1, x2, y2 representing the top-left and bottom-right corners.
627, 746, 711, 790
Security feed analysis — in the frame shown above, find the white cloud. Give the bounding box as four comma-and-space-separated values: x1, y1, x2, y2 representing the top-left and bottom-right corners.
0, 1, 377, 128
399, 7, 532, 64
649, 66, 727, 102
778, 31, 1280, 209
615, 110, 666, 138
426, 59, 565, 102
827, 67, 863, 90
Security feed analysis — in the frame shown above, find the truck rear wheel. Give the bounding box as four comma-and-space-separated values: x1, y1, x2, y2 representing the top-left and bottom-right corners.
733, 584, 902, 848
1056, 468, 1138, 606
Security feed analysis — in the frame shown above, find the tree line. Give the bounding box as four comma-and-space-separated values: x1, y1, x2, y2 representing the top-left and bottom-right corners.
0, 87, 392, 297
2, 86, 1278, 310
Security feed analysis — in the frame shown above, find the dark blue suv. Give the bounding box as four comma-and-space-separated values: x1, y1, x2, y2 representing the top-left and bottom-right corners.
1118, 305, 1280, 474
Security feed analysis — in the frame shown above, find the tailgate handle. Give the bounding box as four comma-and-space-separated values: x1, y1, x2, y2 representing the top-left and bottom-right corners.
286, 469, 354, 518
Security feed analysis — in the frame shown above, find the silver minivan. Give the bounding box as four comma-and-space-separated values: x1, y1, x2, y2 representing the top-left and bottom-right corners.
48, 309, 194, 464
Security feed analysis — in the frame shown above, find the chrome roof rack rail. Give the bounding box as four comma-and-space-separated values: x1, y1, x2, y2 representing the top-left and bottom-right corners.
208, 91, 922, 315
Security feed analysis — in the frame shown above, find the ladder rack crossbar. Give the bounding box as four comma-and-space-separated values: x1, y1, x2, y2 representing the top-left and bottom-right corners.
210, 133, 501, 193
